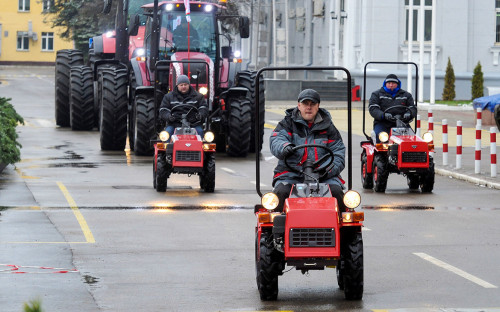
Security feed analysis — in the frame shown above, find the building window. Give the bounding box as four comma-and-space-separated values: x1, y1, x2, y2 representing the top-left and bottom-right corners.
41, 32, 54, 51
42, 0, 50, 12
17, 33, 29, 51
18, 0, 30, 11
405, 0, 432, 42
496, 0, 500, 43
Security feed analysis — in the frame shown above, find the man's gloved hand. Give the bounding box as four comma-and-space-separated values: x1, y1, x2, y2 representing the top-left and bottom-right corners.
384, 113, 395, 121
403, 112, 412, 122
282, 144, 295, 158
168, 114, 177, 122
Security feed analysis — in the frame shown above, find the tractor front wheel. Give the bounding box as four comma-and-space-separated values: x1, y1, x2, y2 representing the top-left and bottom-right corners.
133, 94, 155, 156
361, 151, 373, 189
256, 232, 283, 301
372, 155, 388, 193
156, 153, 169, 192
420, 157, 435, 192
226, 96, 252, 157
341, 228, 364, 300
69, 65, 94, 130
55, 49, 83, 127
199, 153, 215, 192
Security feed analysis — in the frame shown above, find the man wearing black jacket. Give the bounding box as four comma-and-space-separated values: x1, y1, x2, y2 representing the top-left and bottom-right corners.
369, 74, 416, 142
159, 75, 208, 140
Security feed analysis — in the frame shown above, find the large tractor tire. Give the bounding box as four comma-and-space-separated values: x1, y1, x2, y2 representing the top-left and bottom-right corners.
235, 70, 265, 153
360, 151, 373, 189
99, 67, 128, 151
199, 153, 215, 192
128, 73, 138, 151
55, 49, 83, 127
69, 65, 94, 130
256, 232, 284, 301
133, 94, 155, 156
341, 228, 364, 300
372, 154, 388, 193
226, 96, 252, 157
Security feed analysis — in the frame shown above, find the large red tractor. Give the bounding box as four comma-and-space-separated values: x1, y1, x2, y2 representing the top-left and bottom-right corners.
359, 62, 435, 193
254, 66, 364, 301
55, 0, 264, 158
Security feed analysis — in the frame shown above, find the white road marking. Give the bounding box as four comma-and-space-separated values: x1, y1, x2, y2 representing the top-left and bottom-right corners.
221, 167, 236, 174
249, 181, 267, 187
265, 156, 276, 161
414, 252, 498, 288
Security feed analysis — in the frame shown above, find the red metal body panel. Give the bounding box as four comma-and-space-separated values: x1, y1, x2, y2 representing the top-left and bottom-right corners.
171, 134, 204, 167
361, 142, 376, 173
129, 26, 146, 58
284, 197, 340, 259
100, 33, 116, 54
390, 135, 429, 169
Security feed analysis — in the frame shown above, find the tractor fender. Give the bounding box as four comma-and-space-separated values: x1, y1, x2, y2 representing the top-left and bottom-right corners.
220, 87, 248, 100
90, 34, 115, 55
134, 86, 154, 97
361, 142, 376, 174
130, 58, 144, 87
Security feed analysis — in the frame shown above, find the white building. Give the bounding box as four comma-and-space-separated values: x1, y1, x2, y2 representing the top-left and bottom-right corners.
243, 0, 500, 101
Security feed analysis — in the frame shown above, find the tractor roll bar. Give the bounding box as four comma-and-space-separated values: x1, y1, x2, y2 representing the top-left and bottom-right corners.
362, 61, 419, 141
255, 66, 353, 197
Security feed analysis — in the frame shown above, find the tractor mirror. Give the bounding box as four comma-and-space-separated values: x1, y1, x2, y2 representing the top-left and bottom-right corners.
221, 46, 232, 59
103, 0, 112, 14
239, 16, 250, 38
128, 14, 140, 36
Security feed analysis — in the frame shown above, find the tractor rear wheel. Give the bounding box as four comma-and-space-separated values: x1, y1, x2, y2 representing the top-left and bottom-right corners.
420, 157, 435, 192
128, 73, 138, 151
256, 232, 283, 301
99, 67, 128, 150
236, 70, 265, 153
55, 49, 83, 127
361, 151, 373, 189
226, 96, 252, 157
199, 153, 215, 192
156, 153, 169, 192
133, 94, 155, 156
69, 65, 94, 130
341, 228, 363, 300
372, 155, 388, 192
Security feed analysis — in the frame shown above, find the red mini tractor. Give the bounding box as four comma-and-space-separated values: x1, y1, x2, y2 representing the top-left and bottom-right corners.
253, 66, 364, 301
153, 104, 216, 192
360, 61, 435, 193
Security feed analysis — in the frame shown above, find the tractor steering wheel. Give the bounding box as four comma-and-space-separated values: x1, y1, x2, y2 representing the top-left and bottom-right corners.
170, 104, 199, 121
284, 144, 335, 179
384, 105, 413, 121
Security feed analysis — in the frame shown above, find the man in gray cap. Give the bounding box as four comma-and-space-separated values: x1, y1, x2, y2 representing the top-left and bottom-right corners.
369, 74, 416, 142
269, 88, 346, 212
159, 74, 208, 140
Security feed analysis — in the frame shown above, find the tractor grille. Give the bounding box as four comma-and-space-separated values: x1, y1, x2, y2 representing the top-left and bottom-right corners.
402, 152, 427, 163
175, 151, 201, 162
289, 228, 335, 247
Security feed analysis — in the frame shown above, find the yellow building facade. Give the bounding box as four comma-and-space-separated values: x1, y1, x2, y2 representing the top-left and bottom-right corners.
0, 0, 74, 64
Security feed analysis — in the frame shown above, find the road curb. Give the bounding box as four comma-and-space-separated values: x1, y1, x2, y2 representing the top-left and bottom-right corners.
435, 168, 500, 190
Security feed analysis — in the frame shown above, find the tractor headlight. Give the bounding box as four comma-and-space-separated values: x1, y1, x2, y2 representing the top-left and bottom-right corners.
343, 190, 361, 209
199, 86, 208, 95
203, 131, 214, 143
159, 131, 170, 142
422, 132, 433, 143
135, 48, 145, 56
165, 3, 173, 11
261, 192, 279, 211
205, 4, 213, 12
378, 131, 389, 143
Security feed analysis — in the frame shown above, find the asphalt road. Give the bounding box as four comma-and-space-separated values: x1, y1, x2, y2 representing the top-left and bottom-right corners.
1, 66, 500, 312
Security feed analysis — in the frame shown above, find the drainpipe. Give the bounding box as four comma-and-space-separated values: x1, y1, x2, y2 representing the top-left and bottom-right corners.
304, 0, 314, 79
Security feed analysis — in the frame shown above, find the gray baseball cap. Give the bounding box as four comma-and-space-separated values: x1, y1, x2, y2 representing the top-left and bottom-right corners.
297, 88, 320, 104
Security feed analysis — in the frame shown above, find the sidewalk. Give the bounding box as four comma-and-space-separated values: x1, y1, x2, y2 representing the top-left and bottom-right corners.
267, 100, 500, 190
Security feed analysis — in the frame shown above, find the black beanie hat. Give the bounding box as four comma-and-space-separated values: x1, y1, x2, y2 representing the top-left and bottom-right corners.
385, 74, 399, 84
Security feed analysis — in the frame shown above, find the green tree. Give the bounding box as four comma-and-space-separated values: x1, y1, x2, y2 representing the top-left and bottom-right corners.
442, 57, 456, 101
471, 61, 484, 100
0, 97, 24, 165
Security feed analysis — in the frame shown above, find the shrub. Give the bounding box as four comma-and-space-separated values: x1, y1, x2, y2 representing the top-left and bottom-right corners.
442, 57, 456, 101
0, 97, 24, 165
471, 61, 484, 100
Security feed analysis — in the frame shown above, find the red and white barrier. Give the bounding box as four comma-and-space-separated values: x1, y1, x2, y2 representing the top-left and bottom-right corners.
428, 109, 433, 134
491, 127, 497, 178
442, 119, 448, 166
475, 125, 482, 174
456, 120, 462, 169
416, 114, 421, 137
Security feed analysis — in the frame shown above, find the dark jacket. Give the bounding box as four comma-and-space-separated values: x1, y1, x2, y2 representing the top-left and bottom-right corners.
159, 86, 208, 127
270, 107, 345, 186
369, 79, 416, 129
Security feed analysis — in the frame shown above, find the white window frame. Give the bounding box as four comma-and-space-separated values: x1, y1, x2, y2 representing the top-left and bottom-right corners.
17, 33, 30, 51
18, 0, 30, 12
405, 0, 433, 43
41, 32, 54, 51
42, 0, 50, 12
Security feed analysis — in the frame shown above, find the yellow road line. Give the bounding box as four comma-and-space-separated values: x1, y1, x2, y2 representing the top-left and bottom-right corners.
56, 182, 95, 243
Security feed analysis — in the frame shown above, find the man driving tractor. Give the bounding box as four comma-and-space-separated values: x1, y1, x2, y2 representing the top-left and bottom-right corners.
269, 88, 346, 213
